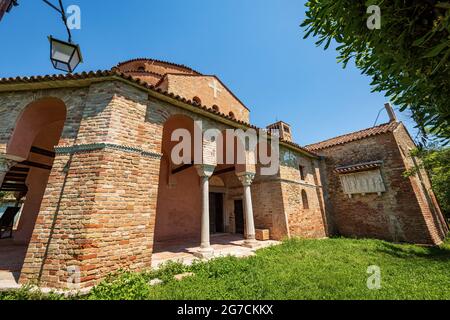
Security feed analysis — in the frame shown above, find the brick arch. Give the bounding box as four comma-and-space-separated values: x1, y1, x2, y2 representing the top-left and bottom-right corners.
154, 113, 202, 243
1, 97, 68, 281
7, 97, 67, 161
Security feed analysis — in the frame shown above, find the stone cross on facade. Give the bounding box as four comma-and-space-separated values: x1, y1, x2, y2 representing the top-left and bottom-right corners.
208, 79, 222, 99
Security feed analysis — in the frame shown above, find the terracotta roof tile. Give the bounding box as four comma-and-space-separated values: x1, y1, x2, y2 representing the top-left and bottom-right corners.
116, 58, 201, 75
0, 69, 318, 159
305, 122, 401, 151
335, 161, 383, 174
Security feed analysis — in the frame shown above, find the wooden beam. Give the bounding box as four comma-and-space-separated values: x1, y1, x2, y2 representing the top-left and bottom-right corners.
4, 172, 27, 179
0, 183, 28, 192
20, 161, 52, 171
3, 177, 26, 182
9, 167, 30, 173
30, 146, 56, 158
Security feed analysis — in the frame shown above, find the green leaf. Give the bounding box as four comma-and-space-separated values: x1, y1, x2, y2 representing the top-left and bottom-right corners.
423, 42, 450, 58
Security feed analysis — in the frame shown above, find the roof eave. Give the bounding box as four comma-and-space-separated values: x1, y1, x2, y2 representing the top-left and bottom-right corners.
0, 73, 318, 159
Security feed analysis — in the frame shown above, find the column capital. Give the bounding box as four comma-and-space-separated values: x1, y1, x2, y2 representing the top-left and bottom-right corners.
237, 172, 255, 186
195, 164, 216, 178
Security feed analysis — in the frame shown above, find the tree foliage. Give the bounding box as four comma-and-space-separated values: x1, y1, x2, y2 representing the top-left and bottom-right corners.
301, 0, 450, 142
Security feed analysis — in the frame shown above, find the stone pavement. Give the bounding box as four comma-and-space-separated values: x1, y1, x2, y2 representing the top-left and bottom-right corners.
152, 233, 280, 269
0, 240, 27, 290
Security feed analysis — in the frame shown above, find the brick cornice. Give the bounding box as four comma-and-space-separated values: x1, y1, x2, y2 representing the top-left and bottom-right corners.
54, 143, 162, 159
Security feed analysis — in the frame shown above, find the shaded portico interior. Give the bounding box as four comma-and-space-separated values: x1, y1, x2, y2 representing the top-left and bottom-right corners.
153, 114, 264, 259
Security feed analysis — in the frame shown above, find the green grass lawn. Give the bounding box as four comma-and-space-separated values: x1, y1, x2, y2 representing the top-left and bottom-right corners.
2, 237, 450, 300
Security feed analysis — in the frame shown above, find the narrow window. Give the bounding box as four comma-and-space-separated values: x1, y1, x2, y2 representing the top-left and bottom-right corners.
137, 66, 145, 72
301, 190, 309, 210
212, 105, 220, 112
229, 111, 235, 119
299, 165, 306, 181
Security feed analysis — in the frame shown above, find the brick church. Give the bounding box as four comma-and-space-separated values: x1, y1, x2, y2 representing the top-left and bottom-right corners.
0, 58, 448, 289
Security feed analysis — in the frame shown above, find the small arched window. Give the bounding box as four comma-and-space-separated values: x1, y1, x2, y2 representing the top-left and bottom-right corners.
137, 66, 146, 72
301, 190, 309, 210
212, 105, 220, 112
193, 96, 202, 105
228, 111, 235, 119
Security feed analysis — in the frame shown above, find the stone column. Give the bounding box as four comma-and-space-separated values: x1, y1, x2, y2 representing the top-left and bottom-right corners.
0, 157, 17, 187
237, 172, 258, 248
195, 164, 216, 259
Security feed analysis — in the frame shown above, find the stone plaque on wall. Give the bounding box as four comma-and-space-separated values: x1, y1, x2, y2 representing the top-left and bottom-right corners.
339, 169, 386, 197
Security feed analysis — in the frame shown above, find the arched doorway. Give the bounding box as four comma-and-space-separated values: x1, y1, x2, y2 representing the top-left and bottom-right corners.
0, 97, 66, 283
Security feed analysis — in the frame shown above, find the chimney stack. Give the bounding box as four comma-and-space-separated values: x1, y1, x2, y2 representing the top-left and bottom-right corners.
385, 103, 397, 123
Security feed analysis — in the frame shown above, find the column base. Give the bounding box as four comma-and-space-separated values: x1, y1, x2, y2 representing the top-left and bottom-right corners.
194, 247, 215, 259
242, 239, 260, 249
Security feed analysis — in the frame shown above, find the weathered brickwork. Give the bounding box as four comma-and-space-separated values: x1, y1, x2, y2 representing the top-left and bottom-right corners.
20, 147, 160, 288
0, 87, 89, 154
0, 80, 164, 289
392, 125, 448, 243
278, 149, 327, 239
315, 124, 448, 245
115, 59, 250, 123
157, 74, 250, 122
251, 178, 287, 240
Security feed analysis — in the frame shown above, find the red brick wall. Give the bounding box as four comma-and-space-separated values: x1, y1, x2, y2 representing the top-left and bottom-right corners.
13, 82, 163, 289
161, 74, 250, 123
279, 155, 327, 239
317, 125, 447, 245
251, 149, 327, 241
392, 125, 449, 242
117, 60, 250, 123
20, 148, 160, 288
252, 177, 288, 240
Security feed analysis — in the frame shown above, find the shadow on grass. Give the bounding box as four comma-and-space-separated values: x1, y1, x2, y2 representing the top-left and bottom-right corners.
376, 240, 450, 262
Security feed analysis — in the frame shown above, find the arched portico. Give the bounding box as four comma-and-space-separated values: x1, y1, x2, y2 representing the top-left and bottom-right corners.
152, 114, 260, 263
0, 97, 67, 283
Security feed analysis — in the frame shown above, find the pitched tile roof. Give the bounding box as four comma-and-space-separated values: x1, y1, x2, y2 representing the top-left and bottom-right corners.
116, 58, 201, 75
335, 161, 383, 174
0, 69, 319, 159
305, 122, 401, 151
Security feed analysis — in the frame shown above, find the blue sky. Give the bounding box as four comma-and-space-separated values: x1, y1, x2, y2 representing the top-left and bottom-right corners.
0, 0, 418, 145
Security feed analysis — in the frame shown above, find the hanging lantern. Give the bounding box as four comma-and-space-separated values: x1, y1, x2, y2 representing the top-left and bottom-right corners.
49, 36, 83, 73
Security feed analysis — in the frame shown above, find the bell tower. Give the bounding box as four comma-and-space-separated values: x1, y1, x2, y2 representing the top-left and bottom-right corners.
266, 121, 293, 142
